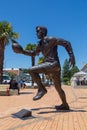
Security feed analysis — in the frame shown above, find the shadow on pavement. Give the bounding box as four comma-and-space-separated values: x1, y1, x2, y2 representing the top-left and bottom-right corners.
20, 92, 34, 95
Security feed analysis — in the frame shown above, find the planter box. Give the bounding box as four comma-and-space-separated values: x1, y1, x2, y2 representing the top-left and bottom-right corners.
0, 85, 18, 96
0, 90, 7, 96
9, 89, 18, 95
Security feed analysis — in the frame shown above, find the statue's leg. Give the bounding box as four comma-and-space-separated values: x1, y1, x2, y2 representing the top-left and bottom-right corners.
29, 72, 47, 100
51, 70, 69, 110
29, 71, 46, 91
28, 62, 52, 100
28, 62, 57, 89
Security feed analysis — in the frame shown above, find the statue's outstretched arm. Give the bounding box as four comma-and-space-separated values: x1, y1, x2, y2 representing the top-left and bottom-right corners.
11, 39, 38, 56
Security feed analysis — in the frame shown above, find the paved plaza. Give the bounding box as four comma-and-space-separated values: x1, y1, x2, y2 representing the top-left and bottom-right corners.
0, 85, 87, 130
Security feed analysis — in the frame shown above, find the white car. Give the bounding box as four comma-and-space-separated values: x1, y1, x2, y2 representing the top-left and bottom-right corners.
24, 81, 37, 88
2, 75, 11, 84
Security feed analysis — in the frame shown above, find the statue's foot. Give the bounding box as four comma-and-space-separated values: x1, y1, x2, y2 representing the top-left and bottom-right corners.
55, 103, 70, 110
33, 89, 47, 100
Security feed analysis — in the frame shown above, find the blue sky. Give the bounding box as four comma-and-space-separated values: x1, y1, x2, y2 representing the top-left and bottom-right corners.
0, 0, 87, 70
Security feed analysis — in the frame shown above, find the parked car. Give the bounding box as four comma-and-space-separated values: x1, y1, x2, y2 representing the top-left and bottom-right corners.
24, 81, 37, 88
2, 74, 11, 84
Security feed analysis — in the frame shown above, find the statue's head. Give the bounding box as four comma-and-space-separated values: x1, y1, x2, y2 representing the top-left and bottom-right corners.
36, 26, 47, 39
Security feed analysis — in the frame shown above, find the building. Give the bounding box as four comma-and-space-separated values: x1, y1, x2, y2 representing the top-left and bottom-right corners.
71, 64, 87, 87
81, 64, 87, 73
3, 68, 31, 82
3, 68, 23, 75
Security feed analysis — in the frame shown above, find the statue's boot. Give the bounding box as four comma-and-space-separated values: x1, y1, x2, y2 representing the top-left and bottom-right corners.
33, 88, 47, 100
55, 103, 70, 110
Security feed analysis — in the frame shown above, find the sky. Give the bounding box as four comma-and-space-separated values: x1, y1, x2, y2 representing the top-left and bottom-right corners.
0, 0, 87, 70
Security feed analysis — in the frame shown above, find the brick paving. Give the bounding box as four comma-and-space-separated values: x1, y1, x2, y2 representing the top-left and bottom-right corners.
0, 85, 87, 130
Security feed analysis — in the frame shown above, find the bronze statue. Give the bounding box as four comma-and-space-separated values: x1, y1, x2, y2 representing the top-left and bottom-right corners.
12, 26, 75, 110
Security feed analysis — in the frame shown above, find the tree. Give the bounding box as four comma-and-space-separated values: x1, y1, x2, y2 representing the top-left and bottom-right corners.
22, 68, 28, 73
62, 59, 71, 85
62, 59, 80, 85
25, 43, 36, 66
70, 66, 79, 77
37, 56, 45, 64
25, 43, 36, 86
0, 21, 19, 83
8, 71, 16, 79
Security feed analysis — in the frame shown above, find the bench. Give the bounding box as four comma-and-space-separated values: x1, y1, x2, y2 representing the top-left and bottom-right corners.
0, 84, 19, 96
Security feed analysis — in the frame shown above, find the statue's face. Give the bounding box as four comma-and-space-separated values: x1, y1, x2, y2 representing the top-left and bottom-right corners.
36, 27, 45, 39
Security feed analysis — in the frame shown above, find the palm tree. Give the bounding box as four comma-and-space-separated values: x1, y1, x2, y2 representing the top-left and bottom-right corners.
25, 43, 36, 86
37, 56, 45, 64
0, 21, 19, 83
25, 43, 36, 66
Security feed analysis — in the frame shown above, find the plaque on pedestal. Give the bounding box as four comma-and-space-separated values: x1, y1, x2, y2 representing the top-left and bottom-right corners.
13, 109, 32, 118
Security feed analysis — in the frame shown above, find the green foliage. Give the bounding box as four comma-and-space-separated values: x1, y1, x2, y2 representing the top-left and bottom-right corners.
25, 43, 36, 50
8, 72, 16, 79
38, 57, 45, 64
62, 59, 79, 85
25, 43, 37, 66
70, 66, 79, 77
0, 21, 19, 45
62, 59, 71, 82
62, 77, 69, 84
0, 21, 19, 83
22, 69, 28, 73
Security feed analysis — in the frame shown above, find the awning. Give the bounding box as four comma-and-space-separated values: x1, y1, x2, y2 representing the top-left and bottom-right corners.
74, 71, 87, 77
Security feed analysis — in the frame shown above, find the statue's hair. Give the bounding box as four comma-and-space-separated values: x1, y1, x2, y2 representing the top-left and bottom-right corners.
36, 26, 47, 36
